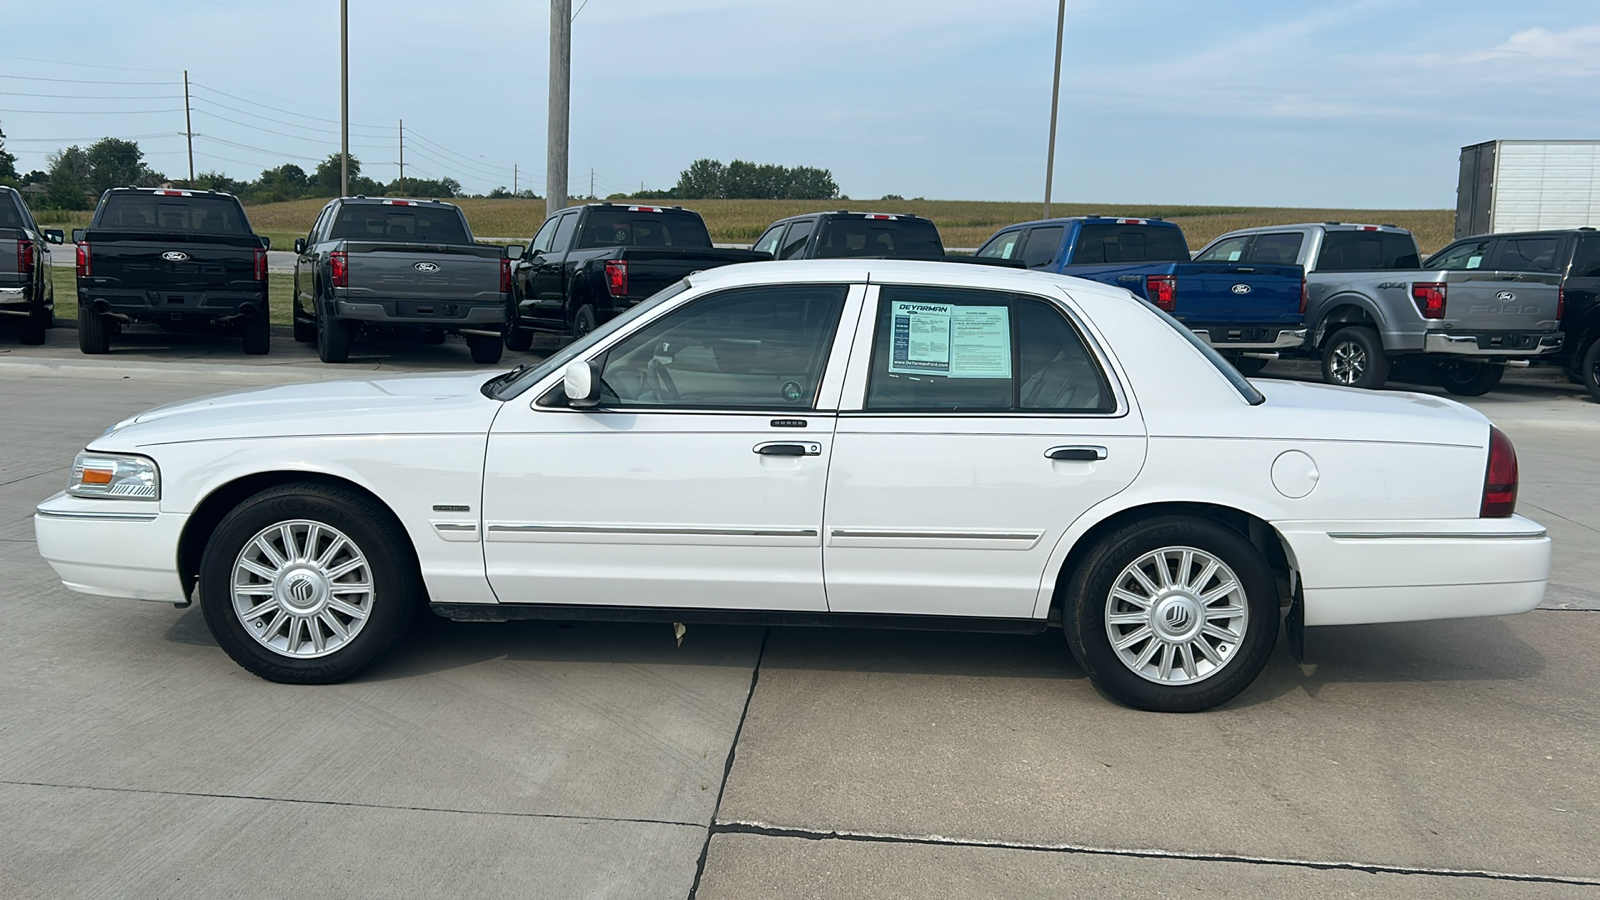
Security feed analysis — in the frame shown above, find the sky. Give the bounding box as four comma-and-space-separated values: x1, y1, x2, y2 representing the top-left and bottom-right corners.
2, 0, 1598, 209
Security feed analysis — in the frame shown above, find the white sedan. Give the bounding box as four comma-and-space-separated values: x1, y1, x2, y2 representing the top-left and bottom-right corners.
35, 260, 1550, 712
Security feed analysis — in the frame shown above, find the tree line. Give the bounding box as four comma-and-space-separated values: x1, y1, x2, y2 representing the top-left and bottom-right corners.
633, 159, 839, 201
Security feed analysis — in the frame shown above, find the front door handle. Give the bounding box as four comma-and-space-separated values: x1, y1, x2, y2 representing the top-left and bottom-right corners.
1046, 445, 1108, 461
755, 441, 821, 457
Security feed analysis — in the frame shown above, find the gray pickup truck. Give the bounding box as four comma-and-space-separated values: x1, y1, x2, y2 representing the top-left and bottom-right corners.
0, 185, 62, 345
293, 197, 517, 364
1197, 222, 1563, 395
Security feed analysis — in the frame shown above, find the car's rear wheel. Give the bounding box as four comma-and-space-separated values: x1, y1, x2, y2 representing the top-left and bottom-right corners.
1064, 516, 1279, 712
16, 308, 47, 345
467, 333, 504, 364
242, 310, 270, 355
198, 483, 420, 684
1582, 336, 1600, 404
571, 303, 597, 340
1437, 359, 1504, 396
1322, 326, 1388, 389
505, 305, 534, 352
78, 305, 110, 354
317, 309, 349, 363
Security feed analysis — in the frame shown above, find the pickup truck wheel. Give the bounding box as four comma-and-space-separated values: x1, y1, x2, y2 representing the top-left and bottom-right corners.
1064, 516, 1278, 713
505, 307, 534, 352
16, 309, 47, 345
1582, 337, 1600, 404
292, 312, 315, 343
467, 333, 504, 365
1322, 326, 1388, 389
77, 306, 110, 355
317, 310, 349, 364
242, 311, 270, 355
1437, 359, 1504, 397
198, 483, 421, 684
572, 304, 597, 339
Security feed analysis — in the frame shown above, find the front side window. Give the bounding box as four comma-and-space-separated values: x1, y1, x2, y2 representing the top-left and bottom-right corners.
597, 284, 848, 409
864, 287, 1112, 413
1425, 239, 1494, 271
528, 217, 559, 255
753, 224, 786, 257
976, 230, 1023, 260
1248, 232, 1304, 265
1195, 236, 1249, 263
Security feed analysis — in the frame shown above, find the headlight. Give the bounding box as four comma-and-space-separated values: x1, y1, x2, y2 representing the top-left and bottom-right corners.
68, 451, 160, 500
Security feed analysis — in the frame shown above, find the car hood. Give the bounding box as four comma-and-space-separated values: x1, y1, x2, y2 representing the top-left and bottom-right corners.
1242, 379, 1491, 446
95, 371, 504, 450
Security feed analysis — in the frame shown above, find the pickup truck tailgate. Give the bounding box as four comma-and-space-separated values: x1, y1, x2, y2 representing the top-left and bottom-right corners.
1174, 262, 1303, 325
341, 242, 503, 304
1437, 270, 1562, 333
83, 234, 258, 289
0, 231, 20, 286
614, 248, 770, 299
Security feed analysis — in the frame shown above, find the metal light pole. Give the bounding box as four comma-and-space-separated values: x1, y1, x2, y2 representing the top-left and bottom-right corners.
340, 0, 349, 197
547, 0, 571, 217
1043, 0, 1065, 219
182, 70, 194, 184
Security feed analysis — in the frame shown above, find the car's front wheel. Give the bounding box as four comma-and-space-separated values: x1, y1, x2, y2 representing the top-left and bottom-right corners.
199, 483, 420, 683
317, 308, 349, 363
467, 333, 504, 364
1064, 516, 1279, 712
78, 305, 110, 354
241, 310, 270, 355
1582, 336, 1600, 404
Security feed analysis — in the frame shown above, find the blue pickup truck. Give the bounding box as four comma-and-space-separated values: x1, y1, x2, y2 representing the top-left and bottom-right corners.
974, 217, 1305, 372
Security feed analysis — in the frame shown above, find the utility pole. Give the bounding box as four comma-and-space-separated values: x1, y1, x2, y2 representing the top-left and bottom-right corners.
182, 69, 194, 184
1043, 0, 1065, 218
590, 167, 594, 199
340, 0, 349, 197
398, 119, 404, 193
547, 0, 571, 217
513, 164, 518, 194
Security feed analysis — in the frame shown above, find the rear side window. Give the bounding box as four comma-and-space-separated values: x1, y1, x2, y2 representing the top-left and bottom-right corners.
1317, 231, 1421, 270
779, 220, 813, 259
1248, 233, 1304, 265
1021, 226, 1064, 268
1572, 235, 1600, 278
577, 209, 711, 249
328, 204, 472, 244
814, 217, 943, 259
99, 193, 252, 236
1070, 224, 1188, 264
1425, 239, 1494, 271
1496, 236, 1561, 272
977, 230, 1023, 260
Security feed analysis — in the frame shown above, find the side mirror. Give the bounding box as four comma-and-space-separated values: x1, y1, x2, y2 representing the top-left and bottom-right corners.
294, 238, 306, 254
43, 229, 65, 244
505, 244, 523, 260
72, 229, 86, 242
563, 359, 603, 408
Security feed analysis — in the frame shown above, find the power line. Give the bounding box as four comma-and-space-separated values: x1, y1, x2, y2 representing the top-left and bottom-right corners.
188, 81, 390, 133
0, 89, 178, 100
3, 132, 184, 142
191, 107, 387, 151
0, 107, 183, 115
0, 53, 176, 74
0, 72, 178, 86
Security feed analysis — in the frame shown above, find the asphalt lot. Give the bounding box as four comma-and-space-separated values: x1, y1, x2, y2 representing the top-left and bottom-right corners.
1, 324, 1597, 898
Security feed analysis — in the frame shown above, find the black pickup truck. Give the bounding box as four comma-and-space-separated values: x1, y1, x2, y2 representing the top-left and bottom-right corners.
74, 187, 270, 354
505, 203, 768, 346
751, 210, 946, 260
294, 197, 516, 364
0, 185, 62, 345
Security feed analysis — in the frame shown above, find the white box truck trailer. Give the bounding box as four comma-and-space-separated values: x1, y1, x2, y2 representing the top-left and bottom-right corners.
1456, 139, 1600, 238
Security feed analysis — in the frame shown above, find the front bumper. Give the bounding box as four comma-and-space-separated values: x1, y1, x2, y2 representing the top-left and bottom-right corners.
1276, 515, 1550, 626
1423, 331, 1563, 357
34, 492, 187, 603
1192, 326, 1306, 351
335, 299, 504, 328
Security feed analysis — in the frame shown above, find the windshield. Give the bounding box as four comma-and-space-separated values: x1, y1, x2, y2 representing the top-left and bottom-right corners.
483, 279, 693, 400
1141, 302, 1265, 405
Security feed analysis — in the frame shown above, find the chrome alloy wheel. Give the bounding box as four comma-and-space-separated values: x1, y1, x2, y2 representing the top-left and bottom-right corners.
1103, 546, 1249, 685
1328, 339, 1367, 385
230, 519, 375, 659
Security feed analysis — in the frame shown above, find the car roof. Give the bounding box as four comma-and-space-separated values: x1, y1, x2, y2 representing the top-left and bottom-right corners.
1212, 221, 1412, 238
340, 196, 459, 207
767, 210, 935, 225
994, 216, 1181, 231
685, 258, 1140, 303
1452, 228, 1595, 242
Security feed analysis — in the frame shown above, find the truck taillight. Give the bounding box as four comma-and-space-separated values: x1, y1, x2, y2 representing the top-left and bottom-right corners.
499, 258, 512, 293
605, 259, 628, 297
1412, 282, 1446, 319
330, 251, 348, 288
1300, 277, 1308, 315
253, 247, 267, 282
1145, 274, 1176, 312
1481, 425, 1518, 518
17, 238, 34, 276
76, 242, 90, 277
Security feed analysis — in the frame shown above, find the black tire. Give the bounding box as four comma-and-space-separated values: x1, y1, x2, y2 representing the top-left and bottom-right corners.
571, 303, 597, 339
467, 333, 504, 364
16, 309, 47, 345
1321, 325, 1389, 389
1583, 336, 1600, 404
1064, 516, 1279, 713
317, 308, 349, 364
1437, 359, 1504, 397
198, 483, 421, 684
292, 311, 315, 343
78, 305, 110, 354
242, 311, 270, 355
505, 306, 534, 352
1229, 355, 1267, 376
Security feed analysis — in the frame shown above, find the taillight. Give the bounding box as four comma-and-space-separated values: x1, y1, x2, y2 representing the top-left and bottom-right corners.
329, 251, 348, 288
1557, 285, 1565, 321
1412, 282, 1446, 319
499, 258, 512, 293
1300, 277, 1308, 315
604, 259, 628, 297
253, 247, 267, 282
76, 242, 90, 277
1481, 425, 1518, 517
1145, 274, 1176, 312
17, 238, 35, 276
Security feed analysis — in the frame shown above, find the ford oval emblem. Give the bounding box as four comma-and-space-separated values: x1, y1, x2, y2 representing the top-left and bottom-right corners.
161, 251, 189, 262
414, 262, 439, 272
1230, 283, 1251, 294
1495, 290, 1515, 302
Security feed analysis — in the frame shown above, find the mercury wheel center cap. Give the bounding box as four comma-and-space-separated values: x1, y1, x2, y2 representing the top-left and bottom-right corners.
1151, 594, 1203, 642
278, 567, 329, 614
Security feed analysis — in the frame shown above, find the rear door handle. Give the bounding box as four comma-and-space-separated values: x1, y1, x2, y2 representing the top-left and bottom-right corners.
1046, 445, 1108, 461
755, 441, 822, 457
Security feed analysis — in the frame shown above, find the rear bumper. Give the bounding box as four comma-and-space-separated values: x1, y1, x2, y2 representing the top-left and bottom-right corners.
1276, 515, 1550, 626
34, 492, 187, 604
1191, 326, 1306, 351
335, 299, 504, 328
0, 285, 35, 312
1423, 331, 1563, 357
80, 285, 266, 318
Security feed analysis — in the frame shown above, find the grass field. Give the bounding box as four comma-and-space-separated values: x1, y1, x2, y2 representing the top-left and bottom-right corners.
33, 197, 1457, 255
50, 267, 296, 327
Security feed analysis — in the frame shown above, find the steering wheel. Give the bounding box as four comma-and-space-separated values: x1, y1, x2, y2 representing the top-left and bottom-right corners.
646, 358, 680, 403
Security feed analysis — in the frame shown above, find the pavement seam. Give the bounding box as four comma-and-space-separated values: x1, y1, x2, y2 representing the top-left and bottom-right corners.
0, 779, 701, 830
687, 627, 770, 900
708, 821, 1600, 887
